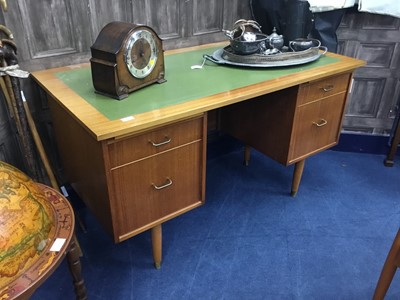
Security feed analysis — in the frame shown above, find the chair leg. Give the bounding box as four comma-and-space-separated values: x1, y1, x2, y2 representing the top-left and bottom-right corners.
373, 229, 400, 300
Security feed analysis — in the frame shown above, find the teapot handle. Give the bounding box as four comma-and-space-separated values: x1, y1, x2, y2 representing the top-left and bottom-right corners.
289, 41, 296, 52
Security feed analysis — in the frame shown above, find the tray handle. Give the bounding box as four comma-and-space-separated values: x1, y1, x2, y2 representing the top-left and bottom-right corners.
203, 54, 224, 65
319, 46, 328, 55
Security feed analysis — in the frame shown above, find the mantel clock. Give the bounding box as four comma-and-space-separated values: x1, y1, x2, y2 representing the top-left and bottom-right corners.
90, 21, 166, 100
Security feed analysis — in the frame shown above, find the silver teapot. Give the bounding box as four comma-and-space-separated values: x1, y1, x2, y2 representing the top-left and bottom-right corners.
267, 27, 284, 50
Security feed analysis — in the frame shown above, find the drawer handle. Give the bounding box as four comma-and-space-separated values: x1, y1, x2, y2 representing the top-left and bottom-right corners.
321, 84, 334, 92
312, 119, 328, 127
152, 178, 173, 190
149, 137, 171, 147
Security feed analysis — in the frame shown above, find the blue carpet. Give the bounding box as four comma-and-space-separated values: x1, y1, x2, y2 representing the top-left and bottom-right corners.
31, 149, 400, 300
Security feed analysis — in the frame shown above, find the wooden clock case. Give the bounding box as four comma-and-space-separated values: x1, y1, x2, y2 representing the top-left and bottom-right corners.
90, 21, 165, 100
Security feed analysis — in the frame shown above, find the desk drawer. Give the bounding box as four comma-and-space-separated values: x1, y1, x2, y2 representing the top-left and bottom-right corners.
289, 92, 347, 162
110, 142, 204, 240
108, 116, 204, 168
298, 73, 351, 105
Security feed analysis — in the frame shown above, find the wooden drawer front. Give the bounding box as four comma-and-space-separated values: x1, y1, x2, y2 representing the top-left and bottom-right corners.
110, 142, 203, 240
108, 116, 204, 167
298, 73, 351, 105
289, 93, 347, 162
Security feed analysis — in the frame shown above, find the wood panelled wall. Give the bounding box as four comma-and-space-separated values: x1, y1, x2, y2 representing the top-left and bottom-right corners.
337, 12, 400, 134
1, 0, 250, 71
0, 1, 399, 174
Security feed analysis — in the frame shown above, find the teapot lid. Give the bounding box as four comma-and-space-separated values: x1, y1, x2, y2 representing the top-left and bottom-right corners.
269, 27, 281, 37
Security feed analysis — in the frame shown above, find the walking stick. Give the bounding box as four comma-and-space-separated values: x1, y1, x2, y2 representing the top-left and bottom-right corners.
0, 0, 7, 12
0, 29, 40, 179
21, 91, 59, 189
0, 75, 15, 119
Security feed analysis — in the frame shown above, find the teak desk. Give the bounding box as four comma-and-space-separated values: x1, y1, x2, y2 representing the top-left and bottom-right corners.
31, 42, 365, 268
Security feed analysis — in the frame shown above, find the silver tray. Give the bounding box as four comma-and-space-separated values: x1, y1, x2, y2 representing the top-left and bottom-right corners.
204, 47, 327, 68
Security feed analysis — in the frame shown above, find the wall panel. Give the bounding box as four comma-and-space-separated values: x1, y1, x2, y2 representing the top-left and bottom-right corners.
193, 0, 223, 35
88, 0, 132, 38
338, 12, 400, 134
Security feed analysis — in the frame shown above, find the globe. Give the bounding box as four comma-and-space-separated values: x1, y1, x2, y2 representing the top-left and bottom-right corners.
0, 161, 56, 289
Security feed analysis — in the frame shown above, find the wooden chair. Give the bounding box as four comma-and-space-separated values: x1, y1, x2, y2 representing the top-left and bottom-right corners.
373, 229, 400, 299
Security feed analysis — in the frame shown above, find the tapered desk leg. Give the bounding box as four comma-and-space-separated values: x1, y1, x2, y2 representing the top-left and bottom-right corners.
152, 224, 162, 269
291, 159, 305, 197
66, 234, 88, 300
244, 145, 251, 166
373, 229, 400, 300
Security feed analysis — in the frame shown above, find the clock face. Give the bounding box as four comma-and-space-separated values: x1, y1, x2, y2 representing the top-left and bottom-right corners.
124, 29, 158, 79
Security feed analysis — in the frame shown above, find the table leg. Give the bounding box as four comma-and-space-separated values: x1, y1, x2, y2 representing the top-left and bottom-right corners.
244, 145, 251, 166
291, 159, 305, 197
152, 224, 162, 269
384, 118, 400, 167
66, 234, 88, 300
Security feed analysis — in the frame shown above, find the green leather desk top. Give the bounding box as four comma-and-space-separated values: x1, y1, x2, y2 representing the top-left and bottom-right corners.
55, 46, 339, 121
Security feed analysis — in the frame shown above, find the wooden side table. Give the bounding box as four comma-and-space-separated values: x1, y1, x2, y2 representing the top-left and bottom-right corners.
0, 164, 87, 300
